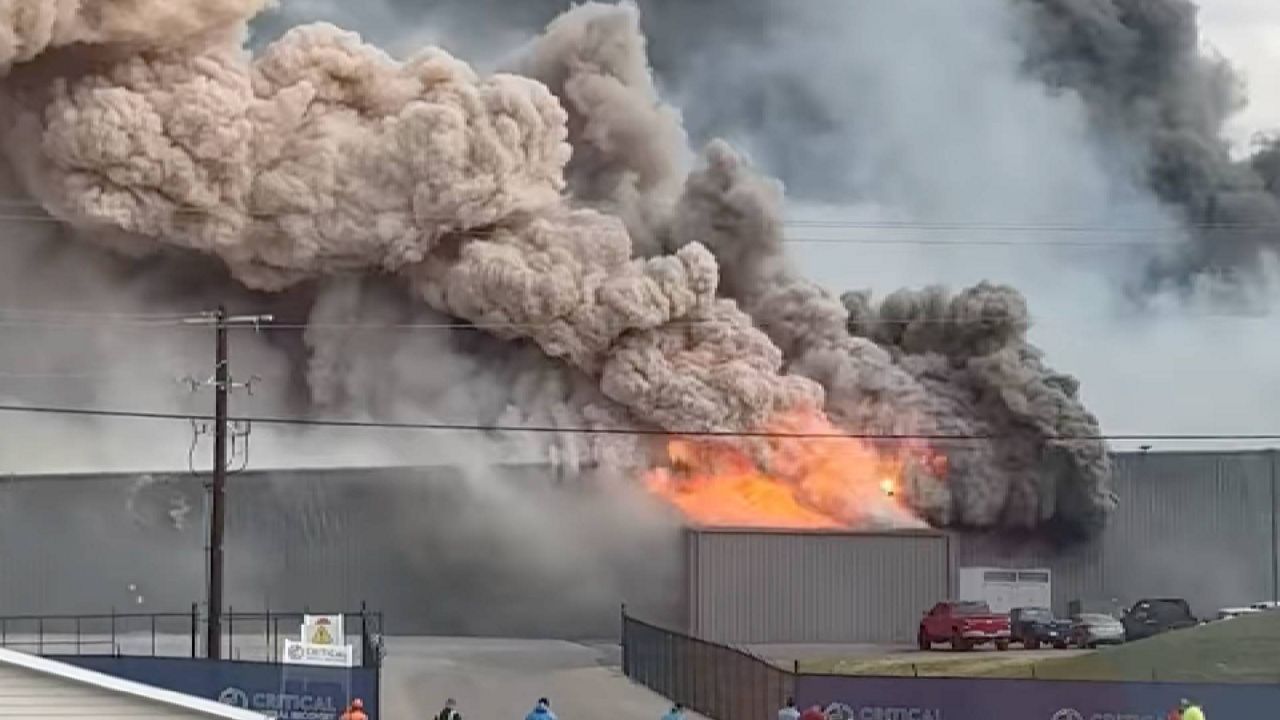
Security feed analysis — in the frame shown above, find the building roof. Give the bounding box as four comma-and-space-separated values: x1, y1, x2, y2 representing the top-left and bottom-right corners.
0, 646, 271, 720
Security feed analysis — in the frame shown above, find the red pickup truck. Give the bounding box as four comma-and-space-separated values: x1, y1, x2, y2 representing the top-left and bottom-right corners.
918, 600, 1011, 651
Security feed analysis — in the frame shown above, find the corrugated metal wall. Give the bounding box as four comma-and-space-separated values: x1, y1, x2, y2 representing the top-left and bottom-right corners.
1, 450, 1275, 640
687, 529, 950, 644
0, 466, 682, 638
955, 450, 1280, 619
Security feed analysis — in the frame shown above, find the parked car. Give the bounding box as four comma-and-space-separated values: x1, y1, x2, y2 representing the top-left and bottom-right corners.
1120, 598, 1198, 641
1010, 607, 1073, 649
1250, 601, 1280, 612
1069, 613, 1125, 648
1215, 606, 1262, 621
918, 600, 1011, 651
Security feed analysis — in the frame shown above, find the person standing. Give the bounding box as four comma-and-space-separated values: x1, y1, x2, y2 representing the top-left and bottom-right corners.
525, 697, 558, 720
340, 698, 368, 720
437, 698, 461, 720
800, 705, 826, 720
1179, 698, 1205, 720
778, 698, 801, 720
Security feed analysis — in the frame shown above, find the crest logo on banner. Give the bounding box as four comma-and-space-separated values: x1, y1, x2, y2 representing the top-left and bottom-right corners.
285, 613, 354, 667
218, 687, 250, 708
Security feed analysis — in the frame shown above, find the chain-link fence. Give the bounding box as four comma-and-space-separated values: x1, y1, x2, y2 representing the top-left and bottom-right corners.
622, 607, 793, 720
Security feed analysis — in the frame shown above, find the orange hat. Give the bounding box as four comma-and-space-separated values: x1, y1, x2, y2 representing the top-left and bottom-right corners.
352, 699, 364, 709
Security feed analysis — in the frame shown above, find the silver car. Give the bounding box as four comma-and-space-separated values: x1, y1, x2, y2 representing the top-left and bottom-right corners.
1071, 613, 1125, 647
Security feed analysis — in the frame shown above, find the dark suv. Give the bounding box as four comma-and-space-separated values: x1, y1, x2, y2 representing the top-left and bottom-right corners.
1121, 598, 1198, 641
1010, 607, 1073, 649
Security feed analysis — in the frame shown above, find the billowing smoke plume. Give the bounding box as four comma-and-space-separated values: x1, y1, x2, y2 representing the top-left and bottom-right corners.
269, 0, 1280, 294
0, 0, 1120, 536
669, 142, 1113, 533
1012, 0, 1280, 292
0, 0, 269, 70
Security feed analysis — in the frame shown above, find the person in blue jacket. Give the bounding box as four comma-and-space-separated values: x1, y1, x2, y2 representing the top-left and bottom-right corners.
661, 703, 686, 720
526, 697, 557, 720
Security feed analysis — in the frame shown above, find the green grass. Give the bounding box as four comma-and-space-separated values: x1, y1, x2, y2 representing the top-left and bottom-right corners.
799, 612, 1280, 683
1033, 612, 1280, 683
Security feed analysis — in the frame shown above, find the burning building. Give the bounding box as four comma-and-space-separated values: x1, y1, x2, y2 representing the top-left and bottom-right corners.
0, 0, 1119, 540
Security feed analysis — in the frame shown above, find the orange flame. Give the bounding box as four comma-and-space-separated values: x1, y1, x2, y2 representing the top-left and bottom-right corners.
645, 410, 945, 530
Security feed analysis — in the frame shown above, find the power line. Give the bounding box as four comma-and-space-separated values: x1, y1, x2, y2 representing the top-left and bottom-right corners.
0, 402, 1276, 443
0, 195, 1272, 233
0, 212, 1199, 245
1, 310, 1273, 332
0, 202, 1271, 242
783, 219, 1277, 233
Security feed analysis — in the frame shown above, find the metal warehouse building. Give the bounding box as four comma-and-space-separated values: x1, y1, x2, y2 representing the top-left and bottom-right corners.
0, 450, 1275, 643
958, 450, 1279, 619
687, 450, 1280, 644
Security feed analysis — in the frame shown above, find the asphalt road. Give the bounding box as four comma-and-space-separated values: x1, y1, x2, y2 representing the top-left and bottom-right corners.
381, 637, 699, 720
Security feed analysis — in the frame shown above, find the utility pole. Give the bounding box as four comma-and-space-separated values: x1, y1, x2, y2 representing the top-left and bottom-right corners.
184, 306, 272, 659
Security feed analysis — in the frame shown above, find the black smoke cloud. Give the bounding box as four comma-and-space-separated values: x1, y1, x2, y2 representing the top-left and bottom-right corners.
1012, 0, 1280, 292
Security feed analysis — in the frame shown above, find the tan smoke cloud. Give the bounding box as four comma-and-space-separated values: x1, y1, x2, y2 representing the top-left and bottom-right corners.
0, 0, 270, 70
0, 0, 1117, 535
507, 0, 690, 255
0, 2, 824, 446
7, 22, 572, 290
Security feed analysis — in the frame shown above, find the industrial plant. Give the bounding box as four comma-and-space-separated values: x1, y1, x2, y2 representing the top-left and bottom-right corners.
3, 449, 1274, 646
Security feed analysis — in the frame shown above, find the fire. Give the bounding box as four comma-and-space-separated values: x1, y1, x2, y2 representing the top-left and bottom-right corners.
645, 410, 945, 530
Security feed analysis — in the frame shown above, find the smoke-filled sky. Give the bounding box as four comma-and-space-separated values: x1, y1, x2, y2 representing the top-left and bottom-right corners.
241, 0, 1280, 451
1198, 0, 1280, 148
0, 0, 1275, 540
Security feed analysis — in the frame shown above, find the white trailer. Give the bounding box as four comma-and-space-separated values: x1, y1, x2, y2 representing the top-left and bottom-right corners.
958, 567, 1052, 613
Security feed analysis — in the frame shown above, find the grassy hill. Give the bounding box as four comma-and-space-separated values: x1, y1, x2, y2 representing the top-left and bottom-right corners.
1033, 611, 1280, 683
800, 612, 1280, 683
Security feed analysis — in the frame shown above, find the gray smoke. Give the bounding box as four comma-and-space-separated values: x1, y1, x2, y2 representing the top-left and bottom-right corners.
668, 141, 1115, 534
0, 0, 1126, 540
256, 0, 1280, 294
1012, 0, 1280, 293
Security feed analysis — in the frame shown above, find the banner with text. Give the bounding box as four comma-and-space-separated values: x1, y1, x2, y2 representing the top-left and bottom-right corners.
796, 674, 1280, 720
57, 656, 378, 720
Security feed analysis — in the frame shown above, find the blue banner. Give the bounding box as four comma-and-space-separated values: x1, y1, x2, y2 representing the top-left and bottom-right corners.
796, 674, 1279, 720
55, 656, 379, 720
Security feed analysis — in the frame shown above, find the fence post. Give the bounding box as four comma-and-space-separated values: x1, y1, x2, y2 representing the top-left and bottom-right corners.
265, 607, 272, 663
112, 608, 118, 657
620, 605, 630, 677
75, 617, 81, 655
151, 615, 157, 657
37, 617, 43, 655
190, 603, 198, 658
360, 601, 368, 668
227, 606, 234, 659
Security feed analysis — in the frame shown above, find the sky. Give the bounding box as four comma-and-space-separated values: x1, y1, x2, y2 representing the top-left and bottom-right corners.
1199, 0, 1280, 149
